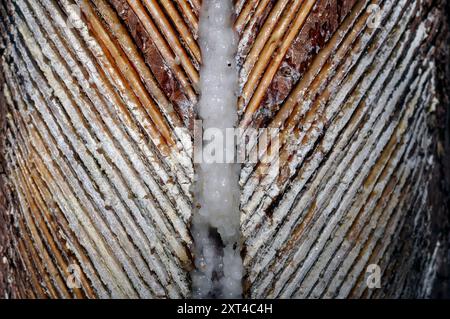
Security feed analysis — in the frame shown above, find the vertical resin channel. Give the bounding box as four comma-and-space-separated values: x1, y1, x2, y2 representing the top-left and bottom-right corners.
191, 0, 243, 298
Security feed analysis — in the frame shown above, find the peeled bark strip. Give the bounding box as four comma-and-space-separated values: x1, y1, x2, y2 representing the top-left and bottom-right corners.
0, 0, 449, 299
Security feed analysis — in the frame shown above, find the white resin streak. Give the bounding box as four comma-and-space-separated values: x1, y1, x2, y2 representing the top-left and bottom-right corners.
191, 0, 243, 298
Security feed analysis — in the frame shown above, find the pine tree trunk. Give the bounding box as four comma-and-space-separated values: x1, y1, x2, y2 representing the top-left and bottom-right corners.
1, 0, 449, 298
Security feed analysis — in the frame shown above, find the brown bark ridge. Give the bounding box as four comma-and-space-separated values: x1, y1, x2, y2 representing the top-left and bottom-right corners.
0, 0, 449, 299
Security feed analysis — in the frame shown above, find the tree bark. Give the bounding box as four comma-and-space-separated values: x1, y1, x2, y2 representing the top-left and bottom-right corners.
235, 0, 450, 298
0, 0, 449, 298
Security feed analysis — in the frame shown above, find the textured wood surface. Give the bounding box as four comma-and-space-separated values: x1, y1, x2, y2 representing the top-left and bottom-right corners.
0, 0, 449, 298
235, 0, 448, 298
0, 0, 200, 298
